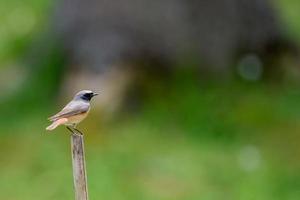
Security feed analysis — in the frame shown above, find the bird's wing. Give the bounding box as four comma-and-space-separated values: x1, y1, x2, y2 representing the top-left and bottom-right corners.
48, 101, 90, 121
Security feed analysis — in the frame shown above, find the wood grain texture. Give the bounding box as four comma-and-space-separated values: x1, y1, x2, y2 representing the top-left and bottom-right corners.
71, 133, 89, 200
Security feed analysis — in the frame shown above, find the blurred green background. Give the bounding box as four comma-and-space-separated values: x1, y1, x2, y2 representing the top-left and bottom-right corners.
1, 0, 300, 200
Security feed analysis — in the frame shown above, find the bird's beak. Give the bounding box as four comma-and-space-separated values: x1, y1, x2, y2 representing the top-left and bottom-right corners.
93, 92, 99, 96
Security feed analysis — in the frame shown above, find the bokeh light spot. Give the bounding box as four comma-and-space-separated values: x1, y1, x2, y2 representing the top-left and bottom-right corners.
238, 145, 262, 172
237, 54, 263, 81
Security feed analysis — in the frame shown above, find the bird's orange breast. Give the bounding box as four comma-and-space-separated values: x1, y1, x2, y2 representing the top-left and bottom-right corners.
66, 111, 89, 124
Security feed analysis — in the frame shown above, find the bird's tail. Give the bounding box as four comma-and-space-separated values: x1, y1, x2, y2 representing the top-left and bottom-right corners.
46, 118, 68, 131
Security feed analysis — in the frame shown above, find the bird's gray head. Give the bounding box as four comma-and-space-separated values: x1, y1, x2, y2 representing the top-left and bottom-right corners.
74, 90, 99, 101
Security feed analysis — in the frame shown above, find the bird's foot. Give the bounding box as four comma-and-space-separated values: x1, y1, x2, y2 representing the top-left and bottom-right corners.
66, 126, 74, 134
66, 126, 83, 136
74, 128, 84, 135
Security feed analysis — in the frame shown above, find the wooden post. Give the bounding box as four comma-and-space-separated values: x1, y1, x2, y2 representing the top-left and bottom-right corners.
71, 133, 89, 200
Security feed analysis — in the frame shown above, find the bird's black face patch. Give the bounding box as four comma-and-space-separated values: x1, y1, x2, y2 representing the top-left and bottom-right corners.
81, 92, 93, 101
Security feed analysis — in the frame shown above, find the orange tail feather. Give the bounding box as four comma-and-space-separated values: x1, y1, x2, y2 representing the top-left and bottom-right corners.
46, 118, 68, 131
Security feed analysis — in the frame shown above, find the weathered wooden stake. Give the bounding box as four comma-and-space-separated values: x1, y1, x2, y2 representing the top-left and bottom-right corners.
71, 133, 89, 200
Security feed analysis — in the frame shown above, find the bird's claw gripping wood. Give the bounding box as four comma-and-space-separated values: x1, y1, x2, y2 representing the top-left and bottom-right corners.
67, 127, 84, 136
75, 129, 84, 135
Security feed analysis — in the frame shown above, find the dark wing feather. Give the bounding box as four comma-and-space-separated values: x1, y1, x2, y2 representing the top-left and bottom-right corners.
48, 101, 90, 121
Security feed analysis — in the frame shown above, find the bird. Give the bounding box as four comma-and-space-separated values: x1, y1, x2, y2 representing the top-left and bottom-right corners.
46, 90, 98, 134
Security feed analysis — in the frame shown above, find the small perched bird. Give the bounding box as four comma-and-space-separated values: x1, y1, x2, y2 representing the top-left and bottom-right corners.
46, 90, 98, 134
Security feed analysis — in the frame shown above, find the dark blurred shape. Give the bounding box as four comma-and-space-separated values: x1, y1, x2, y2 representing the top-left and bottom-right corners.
49, 0, 299, 114
53, 0, 297, 74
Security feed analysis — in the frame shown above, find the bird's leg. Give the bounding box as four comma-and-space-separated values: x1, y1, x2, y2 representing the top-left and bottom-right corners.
67, 125, 82, 135
67, 126, 82, 135
74, 128, 84, 135
66, 126, 75, 134
71, 123, 83, 135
